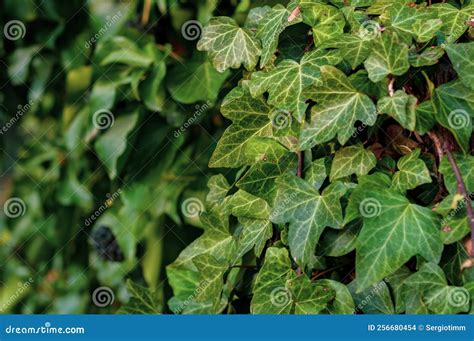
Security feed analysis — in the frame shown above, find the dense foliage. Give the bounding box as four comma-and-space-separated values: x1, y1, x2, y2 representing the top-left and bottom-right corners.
1, 0, 473, 315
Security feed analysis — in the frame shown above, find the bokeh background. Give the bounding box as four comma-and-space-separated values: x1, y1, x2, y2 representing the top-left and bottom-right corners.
0, 0, 277, 314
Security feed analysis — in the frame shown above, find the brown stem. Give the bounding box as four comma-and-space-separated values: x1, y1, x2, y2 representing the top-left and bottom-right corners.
297, 151, 303, 178
427, 131, 444, 163
141, 0, 152, 26
445, 150, 474, 257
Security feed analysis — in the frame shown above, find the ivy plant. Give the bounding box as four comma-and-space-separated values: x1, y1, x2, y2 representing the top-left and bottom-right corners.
167, 0, 474, 314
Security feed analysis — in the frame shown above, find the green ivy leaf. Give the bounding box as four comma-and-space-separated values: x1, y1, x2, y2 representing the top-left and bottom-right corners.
364, 33, 410, 82
256, 4, 302, 68
247, 50, 342, 122
391, 149, 431, 193
330, 144, 377, 181
167, 53, 229, 104
402, 263, 470, 314
271, 173, 347, 267
119, 280, 161, 314
432, 3, 472, 43
320, 34, 372, 69
300, 2, 346, 45
300, 66, 377, 148
355, 187, 443, 290
377, 90, 417, 130
197, 17, 262, 72
446, 42, 474, 91
208, 87, 273, 168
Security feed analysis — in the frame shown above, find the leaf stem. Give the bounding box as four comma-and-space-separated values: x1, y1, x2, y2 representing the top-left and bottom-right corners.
297, 151, 303, 178
141, 0, 152, 26
445, 149, 474, 257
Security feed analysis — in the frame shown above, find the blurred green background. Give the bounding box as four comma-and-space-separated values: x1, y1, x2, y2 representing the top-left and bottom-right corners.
0, 0, 284, 314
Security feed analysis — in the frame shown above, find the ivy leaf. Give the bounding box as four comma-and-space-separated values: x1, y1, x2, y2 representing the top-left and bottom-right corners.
364, 33, 410, 82
247, 49, 342, 122
250, 247, 335, 314
197, 17, 262, 72
317, 219, 361, 257
317, 279, 355, 314
408, 46, 445, 67
256, 4, 302, 68
377, 90, 417, 130
349, 279, 395, 314
415, 99, 437, 135
271, 173, 347, 267
433, 80, 473, 153
192, 254, 227, 310
226, 190, 271, 219
384, 3, 429, 44
411, 19, 443, 43
299, 2, 346, 45
94, 111, 139, 179
391, 149, 431, 193
320, 34, 372, 69
289, 276, 335, 314
208, 87, 273, 168
237, 218, 273, 258
206, 175, 230, 206
432, 3, 472, 43
237, 149, 298, 204
300, 66, 377, 148
402, 262, 470, 314
355, 187, 443, 290
167, 53, 230, 104
330, 144, 377, 181
305, 157, 327, 191
446, 43, 474, 91
119, 280, 161, 314
250, 247, 294, 314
